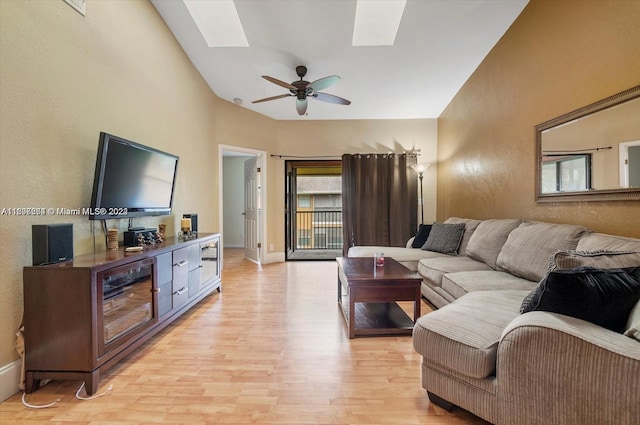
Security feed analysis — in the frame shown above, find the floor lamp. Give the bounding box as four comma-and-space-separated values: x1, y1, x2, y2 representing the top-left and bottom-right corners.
411, 163, 430, 225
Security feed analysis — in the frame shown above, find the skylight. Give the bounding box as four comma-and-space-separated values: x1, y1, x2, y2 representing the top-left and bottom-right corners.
183, 0, 248, 47
352, 0, 407, 46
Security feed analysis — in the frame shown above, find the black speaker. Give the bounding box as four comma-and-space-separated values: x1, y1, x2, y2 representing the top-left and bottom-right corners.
183, 214, 198, 233
32, 224, 73, 265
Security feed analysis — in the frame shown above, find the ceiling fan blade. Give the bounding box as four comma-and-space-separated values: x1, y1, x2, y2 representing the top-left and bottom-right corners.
313, 92, 351, 105
296, 98, 308, 115
308, 75, 340, 92
262, 75, 296, 90
252, 94, 292, 104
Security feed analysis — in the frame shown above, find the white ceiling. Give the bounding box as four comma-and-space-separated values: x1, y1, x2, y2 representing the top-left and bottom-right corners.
151, 0, 529, 121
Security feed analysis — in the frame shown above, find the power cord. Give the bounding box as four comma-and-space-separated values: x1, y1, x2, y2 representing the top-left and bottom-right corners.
21, 382, 113, 409
75, 382, 113, 400
21, 392, 60, 409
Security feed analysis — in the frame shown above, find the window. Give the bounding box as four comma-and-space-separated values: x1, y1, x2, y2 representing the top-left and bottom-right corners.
314, 194, 341, 210
298, 194, 310, 208
541, 154, 592, 193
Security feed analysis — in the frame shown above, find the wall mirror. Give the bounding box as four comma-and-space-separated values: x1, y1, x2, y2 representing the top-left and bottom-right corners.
535, 85, 640, 202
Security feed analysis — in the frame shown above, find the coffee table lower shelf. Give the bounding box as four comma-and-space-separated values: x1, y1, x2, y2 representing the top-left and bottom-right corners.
339, 301, 414, 337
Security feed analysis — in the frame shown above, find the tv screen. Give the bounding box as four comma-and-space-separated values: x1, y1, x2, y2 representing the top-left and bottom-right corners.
90, 132, 179, 220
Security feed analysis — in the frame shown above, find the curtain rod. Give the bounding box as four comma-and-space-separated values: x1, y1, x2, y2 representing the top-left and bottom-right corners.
270, 154, 342, 159
270, 151, 420, 160
543, 146, 612, 154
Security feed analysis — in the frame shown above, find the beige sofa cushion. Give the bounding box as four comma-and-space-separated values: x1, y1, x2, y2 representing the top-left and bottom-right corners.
444, 217, 481, 256
418, 256, 492, 287
465, 219, 523, 269
496, 221, 588, 282
442, 271, 538, 299
347, 245, 448, 271
551, 250, 640, 270
413, 290, 529, 379
577, 232, 640, 252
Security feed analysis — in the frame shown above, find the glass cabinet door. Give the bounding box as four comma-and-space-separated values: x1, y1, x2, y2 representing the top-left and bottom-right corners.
200, 236, 220, 286
99, 258, 157, 356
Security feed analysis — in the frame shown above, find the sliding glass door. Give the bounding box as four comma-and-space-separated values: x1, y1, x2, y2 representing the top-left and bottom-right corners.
285, 160, 342, 261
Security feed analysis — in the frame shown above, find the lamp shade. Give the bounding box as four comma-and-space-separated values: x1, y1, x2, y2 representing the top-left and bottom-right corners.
411, 163, 431, 175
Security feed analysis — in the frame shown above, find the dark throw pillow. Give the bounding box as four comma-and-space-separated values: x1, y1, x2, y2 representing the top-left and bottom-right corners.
411, 224, 433, 248
421, 222, 465, 255
520, 266, 640, 332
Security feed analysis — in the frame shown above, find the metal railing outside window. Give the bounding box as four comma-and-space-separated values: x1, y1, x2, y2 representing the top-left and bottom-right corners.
296, 210, 342, 250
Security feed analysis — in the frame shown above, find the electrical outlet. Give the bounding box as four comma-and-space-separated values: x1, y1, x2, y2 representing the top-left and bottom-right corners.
64, 0, 86, 16
269, 244, 274, 251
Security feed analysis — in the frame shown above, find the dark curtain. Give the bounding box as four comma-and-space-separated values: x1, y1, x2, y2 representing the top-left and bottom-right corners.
342, 153, 417, 255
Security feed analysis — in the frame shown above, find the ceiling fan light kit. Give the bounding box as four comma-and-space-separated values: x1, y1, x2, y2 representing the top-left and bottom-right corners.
252, 65, 351, 116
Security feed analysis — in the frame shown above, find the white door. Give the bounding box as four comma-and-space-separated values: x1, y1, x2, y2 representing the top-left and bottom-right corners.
244, 157, 260, 262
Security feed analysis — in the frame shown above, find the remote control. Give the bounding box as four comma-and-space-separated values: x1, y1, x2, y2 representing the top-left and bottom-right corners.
125, 246, 143, 252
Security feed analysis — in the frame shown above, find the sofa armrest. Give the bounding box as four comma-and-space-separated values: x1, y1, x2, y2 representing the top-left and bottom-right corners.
497, 312, 640, 425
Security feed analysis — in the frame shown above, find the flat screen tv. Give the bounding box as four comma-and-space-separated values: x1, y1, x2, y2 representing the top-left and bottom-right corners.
89, 132, 179, 220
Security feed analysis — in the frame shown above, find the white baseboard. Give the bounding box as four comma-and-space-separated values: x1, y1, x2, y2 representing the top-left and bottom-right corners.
263, 251, 285, 264
0, 359, 22, 402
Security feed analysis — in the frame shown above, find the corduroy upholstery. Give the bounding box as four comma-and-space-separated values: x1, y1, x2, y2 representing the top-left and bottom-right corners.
495, 221, 588, 282
465, 219, 523, 269
418, 256, 492, 287
498, 313, 640, 425
413, 290, 527, 379
441, 270, 537, 299
347, 245, 448, 271
408, 220, 640, 424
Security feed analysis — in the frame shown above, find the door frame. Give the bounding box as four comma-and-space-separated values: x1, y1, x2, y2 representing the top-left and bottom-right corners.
219, 145, 268, 265
284, 160, 342, 261
619, 140, 640, 188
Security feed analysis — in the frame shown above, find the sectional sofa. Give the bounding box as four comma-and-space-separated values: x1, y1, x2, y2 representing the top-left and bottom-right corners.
347, 218, 640, 425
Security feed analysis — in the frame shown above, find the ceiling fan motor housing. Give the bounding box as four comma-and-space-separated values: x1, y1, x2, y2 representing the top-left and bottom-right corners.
291, 80, 311, 99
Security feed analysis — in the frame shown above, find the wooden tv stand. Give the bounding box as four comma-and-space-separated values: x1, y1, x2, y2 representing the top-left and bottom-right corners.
23, 232, 221, 395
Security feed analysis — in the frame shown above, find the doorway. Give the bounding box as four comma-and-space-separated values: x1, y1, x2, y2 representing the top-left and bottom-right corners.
285, 160, 342, 261
220, 145, 267, 264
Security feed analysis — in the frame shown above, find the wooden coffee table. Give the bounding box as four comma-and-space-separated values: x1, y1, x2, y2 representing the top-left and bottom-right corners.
337, 257, 422, 339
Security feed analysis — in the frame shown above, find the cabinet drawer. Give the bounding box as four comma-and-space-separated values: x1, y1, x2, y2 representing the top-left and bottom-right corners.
172, 247, 189, 269
172, 247, 189, 308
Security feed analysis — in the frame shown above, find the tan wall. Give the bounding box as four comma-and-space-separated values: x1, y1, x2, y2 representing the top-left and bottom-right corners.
0, 1, 251, 369
274, 119, 438, 253
0, 1, 436, 373
437, 0, 640, 237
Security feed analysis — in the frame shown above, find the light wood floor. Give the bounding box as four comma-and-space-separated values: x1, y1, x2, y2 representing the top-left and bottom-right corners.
0, 249, 489, 424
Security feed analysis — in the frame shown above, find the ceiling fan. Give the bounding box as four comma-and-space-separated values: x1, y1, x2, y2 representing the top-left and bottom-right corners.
252, 65, 351, 115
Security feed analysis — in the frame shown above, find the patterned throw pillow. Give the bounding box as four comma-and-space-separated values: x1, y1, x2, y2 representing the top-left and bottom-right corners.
421, 222, 465, 255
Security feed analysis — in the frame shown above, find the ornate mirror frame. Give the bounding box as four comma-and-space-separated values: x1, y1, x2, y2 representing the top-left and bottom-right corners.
535, 85, 640, 202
